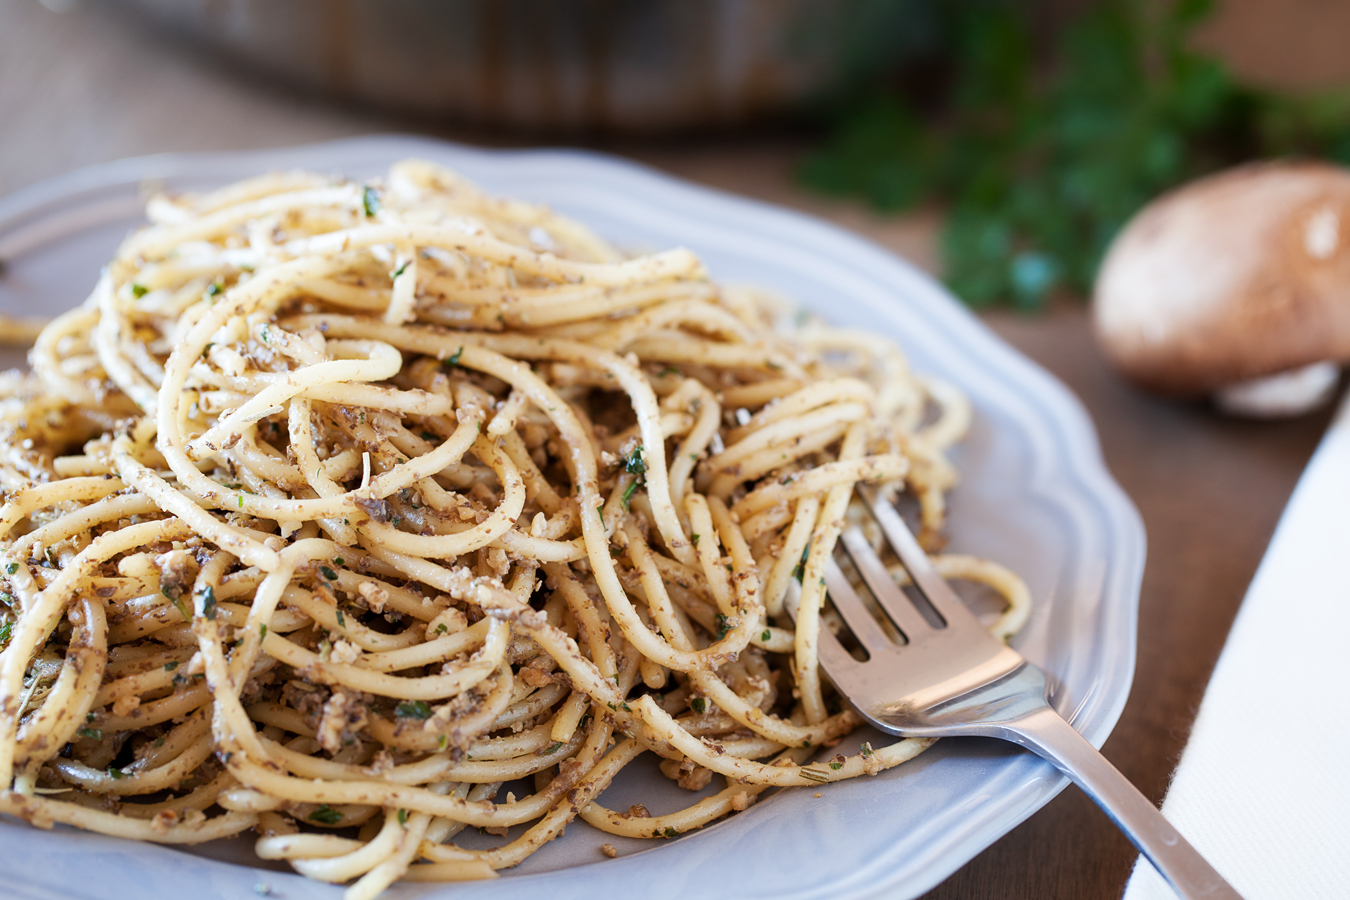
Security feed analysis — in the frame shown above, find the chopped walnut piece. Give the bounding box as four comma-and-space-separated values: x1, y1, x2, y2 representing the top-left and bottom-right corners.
314, 689, 369, 755
329, 639, 360, 665
357, 581, 389, 614
600, 843, 618, 858
150, 809, 180, 836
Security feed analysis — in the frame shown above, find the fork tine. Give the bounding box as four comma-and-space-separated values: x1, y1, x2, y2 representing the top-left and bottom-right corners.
823, 559, 895, 654
859, 487, 984, 634
839, 526, 935, 639
814, 617, 866, 680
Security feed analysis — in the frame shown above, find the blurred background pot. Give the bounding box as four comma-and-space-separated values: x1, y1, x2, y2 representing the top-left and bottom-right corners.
101, 0, 892, 132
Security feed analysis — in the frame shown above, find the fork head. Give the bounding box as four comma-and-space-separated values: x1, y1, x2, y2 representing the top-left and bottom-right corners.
791, 487, 1039, 738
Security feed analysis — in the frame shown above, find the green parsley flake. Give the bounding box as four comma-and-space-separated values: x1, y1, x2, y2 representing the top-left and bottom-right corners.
443, 346, 464, 368
79, 726, 102, 741
362, 186, 380, 218
308, 805, 343, 825
397, 809, 408, 826
164, 660, 178, 671
4, 563, 17, 575
690, 697, 707, 715
336, 609, 346, 627
761, 629, 771, 642
131, 283, 148, 298
396, 700, 433, 720
792, 544, 810, 583
107, 766, 125, 780
201, 585, 217, 621
319, 565, 338, 581
621, 447, 646, 475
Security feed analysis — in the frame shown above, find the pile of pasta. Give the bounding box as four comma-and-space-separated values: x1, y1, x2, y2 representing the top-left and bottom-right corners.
0, 161, 1029, 898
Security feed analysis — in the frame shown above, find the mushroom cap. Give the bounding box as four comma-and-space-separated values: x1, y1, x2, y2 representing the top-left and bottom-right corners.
1092, 160, 1350, 396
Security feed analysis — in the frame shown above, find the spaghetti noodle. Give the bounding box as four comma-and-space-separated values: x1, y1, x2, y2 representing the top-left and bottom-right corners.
0, 160, 1030, 898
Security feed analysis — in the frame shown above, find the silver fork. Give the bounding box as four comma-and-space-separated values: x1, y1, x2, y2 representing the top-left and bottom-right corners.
800, 487, 1242, 900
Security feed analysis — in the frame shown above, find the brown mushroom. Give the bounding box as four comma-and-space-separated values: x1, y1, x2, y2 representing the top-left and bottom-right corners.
1092, 160, 1350, 416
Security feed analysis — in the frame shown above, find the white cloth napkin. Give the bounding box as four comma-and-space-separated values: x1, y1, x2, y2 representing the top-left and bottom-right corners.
1123, 391, 1350, 900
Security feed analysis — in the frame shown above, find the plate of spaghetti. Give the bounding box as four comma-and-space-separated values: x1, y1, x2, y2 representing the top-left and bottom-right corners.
0, 137, 1143, 900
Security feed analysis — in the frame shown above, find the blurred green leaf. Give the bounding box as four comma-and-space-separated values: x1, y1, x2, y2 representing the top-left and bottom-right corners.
800, 0, 1350, 308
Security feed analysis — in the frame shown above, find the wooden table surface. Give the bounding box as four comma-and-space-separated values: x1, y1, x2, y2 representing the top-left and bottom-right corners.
1, 3, 1335, 898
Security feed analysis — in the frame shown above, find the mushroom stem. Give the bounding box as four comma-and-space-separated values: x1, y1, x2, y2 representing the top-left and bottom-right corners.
1214, 361, 1340, 418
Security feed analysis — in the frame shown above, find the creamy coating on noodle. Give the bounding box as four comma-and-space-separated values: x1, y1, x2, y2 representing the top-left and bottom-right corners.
0, 161, 1030, 898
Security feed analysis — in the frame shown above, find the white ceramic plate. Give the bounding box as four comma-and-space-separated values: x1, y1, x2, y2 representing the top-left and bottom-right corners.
0, 136, 1144, 900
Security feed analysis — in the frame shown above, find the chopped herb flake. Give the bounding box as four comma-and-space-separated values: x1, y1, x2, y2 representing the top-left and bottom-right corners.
308, 805, 343, 825
392, 261, 409, 279
396, 700, 433, 719
164, 660, 179, 671
201, 585, 217, 621
715, 614, 731, 640
690, 698, 707, 715
319, 565, 338, 581
107, 766, 125, 780
792, 544, 810, 583
4, 563, 17, 575
761, 629, 771, 642
397, 809, 408, 826
79, 726, 102, 740
621, 447, 645, 476
333, 557, 344, 566
443, 346, 464, 368
362, 186, 380, 217
663, 827, 679, 838
131, 283, 148, 298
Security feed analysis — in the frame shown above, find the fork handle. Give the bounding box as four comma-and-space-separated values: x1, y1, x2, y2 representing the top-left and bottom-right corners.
1006, 706, 1243, 900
